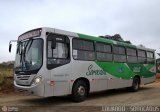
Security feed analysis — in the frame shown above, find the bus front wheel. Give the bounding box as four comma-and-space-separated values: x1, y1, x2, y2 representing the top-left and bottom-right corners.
71, 80, 88, 102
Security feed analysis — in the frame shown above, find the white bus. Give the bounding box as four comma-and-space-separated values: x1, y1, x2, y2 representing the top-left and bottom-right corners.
9, 27, 156, 102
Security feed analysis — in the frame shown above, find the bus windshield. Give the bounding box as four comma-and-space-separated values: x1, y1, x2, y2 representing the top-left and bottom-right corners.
15, 38, 43, 73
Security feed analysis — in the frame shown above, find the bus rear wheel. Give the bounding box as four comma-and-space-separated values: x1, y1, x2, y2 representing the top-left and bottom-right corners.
130, 77, 140, 92
71, 80, 88, 102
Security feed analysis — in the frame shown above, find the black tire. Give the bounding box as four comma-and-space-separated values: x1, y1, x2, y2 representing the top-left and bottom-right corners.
71, 80, 88, 102
130, 77, 140, 92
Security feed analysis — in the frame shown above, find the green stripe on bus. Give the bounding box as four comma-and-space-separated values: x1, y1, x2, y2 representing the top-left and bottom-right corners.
96, 62, 155, 80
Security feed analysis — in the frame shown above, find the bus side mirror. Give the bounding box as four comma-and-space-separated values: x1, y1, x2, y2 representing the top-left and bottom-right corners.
9, 40, 17, 53
9, 44, 12, 53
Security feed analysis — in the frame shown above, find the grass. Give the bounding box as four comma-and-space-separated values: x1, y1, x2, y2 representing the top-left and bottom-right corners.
0, 74, 5, 86
0, 68, 13, 83
0, 66, 14, 92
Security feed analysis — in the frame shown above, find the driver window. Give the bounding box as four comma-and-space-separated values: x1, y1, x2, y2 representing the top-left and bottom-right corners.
47, 34, 70, 69
53, 43, 68, 58
47, 42, 68, 59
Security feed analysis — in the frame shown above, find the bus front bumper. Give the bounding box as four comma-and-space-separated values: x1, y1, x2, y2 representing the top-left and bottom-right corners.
14, 81, 45, 97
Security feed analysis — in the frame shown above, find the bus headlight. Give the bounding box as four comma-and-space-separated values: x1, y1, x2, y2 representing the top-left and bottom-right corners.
32, 76, 42, 85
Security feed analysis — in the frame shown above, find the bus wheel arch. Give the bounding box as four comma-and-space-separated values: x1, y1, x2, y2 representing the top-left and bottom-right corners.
71, 77, 90, 102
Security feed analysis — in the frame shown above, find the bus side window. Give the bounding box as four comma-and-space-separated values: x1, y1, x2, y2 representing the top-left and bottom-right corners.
47, 34, 70, 69
126, 48, 138, 63
137, 50, 147, 64
113, 46, 126, 63
72, 38, 95, 61
95, 42, 112, 61
147, 51, 155, 64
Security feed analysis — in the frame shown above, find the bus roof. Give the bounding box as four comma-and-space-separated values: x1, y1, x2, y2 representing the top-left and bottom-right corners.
20, 27, 156, 52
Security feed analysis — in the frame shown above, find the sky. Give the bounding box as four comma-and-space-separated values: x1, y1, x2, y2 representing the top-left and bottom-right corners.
0, 0, 160, 62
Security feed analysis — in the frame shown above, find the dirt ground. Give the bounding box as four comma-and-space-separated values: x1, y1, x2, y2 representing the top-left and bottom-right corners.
0, 78, 160, 112
156, 73, 160, 78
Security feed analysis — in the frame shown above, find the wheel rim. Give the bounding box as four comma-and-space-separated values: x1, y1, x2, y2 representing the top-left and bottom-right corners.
77, 86, 85, 96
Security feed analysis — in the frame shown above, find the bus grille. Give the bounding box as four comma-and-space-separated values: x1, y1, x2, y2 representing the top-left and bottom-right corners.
16, 75, 30, 80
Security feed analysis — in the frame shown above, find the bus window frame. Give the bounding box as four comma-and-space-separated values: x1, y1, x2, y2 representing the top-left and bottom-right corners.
126, 47, 138, 64
146, 51, 155, 64
46, 33, 70, 70
95, 42, 113, 62
137, 49, 147, 64
113, 45, 127, 63
72, 38, 96, 61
